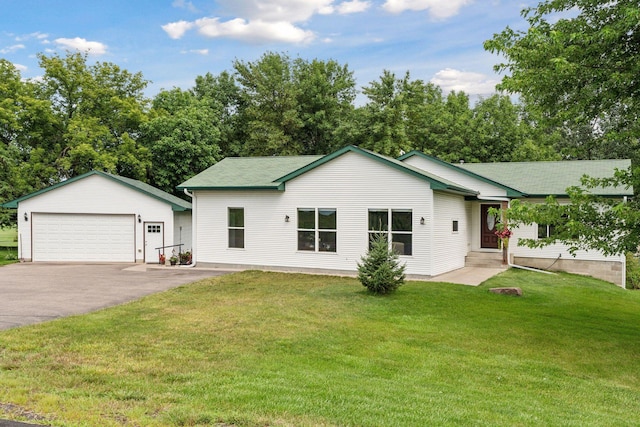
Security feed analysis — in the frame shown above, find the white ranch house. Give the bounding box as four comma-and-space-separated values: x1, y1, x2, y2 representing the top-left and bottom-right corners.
178, 145, 631, 287
3, 145, 632, 287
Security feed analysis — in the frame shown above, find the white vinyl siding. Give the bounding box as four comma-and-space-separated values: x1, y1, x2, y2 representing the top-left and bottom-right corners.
402, 155, 508, 198
431, 192, 468, 275
194, 151, 434, 276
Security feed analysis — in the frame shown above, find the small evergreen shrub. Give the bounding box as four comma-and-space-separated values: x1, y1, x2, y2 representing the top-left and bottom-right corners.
357, 233, 406, 294
625, 252, 640, 289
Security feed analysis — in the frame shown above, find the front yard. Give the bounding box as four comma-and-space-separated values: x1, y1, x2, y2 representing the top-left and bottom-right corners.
1, 269, 639, 426
0, 226, 18, 266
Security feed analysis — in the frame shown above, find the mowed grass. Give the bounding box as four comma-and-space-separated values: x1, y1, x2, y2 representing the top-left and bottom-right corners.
1, 269, 640, 426
0, 226, 18, 266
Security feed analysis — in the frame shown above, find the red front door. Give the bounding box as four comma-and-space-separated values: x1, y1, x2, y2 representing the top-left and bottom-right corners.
480, 204, 500, 249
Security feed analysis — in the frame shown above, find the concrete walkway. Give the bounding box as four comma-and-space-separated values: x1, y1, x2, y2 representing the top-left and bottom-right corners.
425, 266, 508, 286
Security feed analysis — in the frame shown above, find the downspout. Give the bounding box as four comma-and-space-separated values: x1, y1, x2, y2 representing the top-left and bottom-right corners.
181, 188, 197, 268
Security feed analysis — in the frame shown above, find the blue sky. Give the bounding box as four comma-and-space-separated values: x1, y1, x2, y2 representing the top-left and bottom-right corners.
1, 0, 536, 101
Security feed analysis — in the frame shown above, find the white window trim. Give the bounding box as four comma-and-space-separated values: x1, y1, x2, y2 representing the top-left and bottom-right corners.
367, 208, 413, 256
228, 207, 245, 249
297, 208, 337, 253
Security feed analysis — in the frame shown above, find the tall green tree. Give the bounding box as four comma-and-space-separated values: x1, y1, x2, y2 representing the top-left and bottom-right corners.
484, 0, 640, 160
469, 94, 527, 162
192, 71, 244, 157
233, 52, 303, 156
36, 52, 150, 180
232, 52, 357, 156
355, 71, 416, 156
141, 88, 221, 196
293, 58, 356, 154
0, 59, 56, 224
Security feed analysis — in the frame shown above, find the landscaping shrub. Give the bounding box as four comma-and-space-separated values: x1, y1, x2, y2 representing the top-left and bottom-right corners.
357, 233, 405, 294
626, 252, 640, 289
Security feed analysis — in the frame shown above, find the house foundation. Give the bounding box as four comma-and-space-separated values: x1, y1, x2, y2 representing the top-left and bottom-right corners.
513, 256, 624, 288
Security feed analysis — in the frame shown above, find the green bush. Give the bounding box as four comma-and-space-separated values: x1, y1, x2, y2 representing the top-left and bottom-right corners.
625, 252, 640, 289
357, 233, 406, 294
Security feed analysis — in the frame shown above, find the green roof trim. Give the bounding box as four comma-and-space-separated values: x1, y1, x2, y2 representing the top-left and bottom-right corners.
1, 170, 192, 211
398, 150, 526, 198
177, 155, 323, 191
458, 159, 633, 197
276, 145, 479, 196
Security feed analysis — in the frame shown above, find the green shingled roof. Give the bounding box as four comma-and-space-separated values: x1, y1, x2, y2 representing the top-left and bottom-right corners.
177, 155, 324, 190
276, 145, 478, 196
178, 146, 479, 196
458, 159, 633, 197
1, 170, 192, 211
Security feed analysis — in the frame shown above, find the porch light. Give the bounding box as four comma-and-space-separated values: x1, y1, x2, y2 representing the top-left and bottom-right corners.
24, 212, 28, 222
138, 214, 142, 223
285, 215, 290, 222
420, 217, 425, 225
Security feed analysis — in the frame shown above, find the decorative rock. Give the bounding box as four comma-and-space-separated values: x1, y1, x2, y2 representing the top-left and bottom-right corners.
489, 287, 523, 296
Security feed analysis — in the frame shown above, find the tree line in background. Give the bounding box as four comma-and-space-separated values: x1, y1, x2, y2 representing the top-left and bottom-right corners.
1, 0, 638, 230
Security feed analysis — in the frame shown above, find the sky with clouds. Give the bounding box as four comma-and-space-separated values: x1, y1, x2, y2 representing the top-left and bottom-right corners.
1, 0, 537, 101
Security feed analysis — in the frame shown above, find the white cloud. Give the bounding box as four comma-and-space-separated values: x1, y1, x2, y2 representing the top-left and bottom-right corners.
0, 44, 25, 54
172, 0, 198, 12
54, 37, 107, 55
181, 48, 209, 55
216, 0, 334, 22
336, 0, 371, 14
162, 20, 195, 39
163, 0, 370, 44
382, 0, 472, 19
195, 17, 315, 44
430, 68, 498, 95
15, 31, 48, 42
13, 63, 27, 72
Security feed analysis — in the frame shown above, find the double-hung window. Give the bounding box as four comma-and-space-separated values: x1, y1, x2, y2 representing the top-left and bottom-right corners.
297, 208, 337, 252
228, 208, 244, 248
368, 209, 412, 255
537, 223, 556, 239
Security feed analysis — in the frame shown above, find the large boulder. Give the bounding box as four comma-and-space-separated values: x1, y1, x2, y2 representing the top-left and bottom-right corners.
489, 287, 523, 296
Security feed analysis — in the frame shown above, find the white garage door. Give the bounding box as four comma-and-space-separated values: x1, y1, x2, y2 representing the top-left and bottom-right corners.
32, 213, 135, 262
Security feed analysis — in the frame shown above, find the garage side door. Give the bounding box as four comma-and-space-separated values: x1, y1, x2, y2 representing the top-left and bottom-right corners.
32, 213, 135, 262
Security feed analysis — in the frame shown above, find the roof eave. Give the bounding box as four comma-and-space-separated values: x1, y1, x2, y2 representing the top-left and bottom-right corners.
398, 150, 526, 197
177, 184, 285, 191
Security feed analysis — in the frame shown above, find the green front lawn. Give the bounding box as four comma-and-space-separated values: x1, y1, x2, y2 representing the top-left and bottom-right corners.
0, 248, 18, 266
1, 270, 639, 426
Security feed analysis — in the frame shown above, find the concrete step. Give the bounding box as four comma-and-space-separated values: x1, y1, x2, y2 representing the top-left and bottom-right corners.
465, 251, 505, 268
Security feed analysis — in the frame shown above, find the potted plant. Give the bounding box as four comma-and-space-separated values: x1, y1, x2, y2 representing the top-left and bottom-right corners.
159, 253, 166, 265
179, 250, 192, 265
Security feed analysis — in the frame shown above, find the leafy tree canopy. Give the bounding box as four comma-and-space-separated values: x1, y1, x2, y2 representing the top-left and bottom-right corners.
485, 0, 640, 159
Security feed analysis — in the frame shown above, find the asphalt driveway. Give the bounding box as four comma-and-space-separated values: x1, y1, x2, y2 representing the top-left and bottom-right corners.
0, 263, 233, 330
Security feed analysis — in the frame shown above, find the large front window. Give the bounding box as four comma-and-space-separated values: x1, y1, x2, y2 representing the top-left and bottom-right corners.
298, 208, 337, 252
368, 209, 412, 255
228, 208, 244, 248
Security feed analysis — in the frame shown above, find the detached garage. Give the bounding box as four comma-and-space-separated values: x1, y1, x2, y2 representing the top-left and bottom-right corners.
2, 171, 192, 263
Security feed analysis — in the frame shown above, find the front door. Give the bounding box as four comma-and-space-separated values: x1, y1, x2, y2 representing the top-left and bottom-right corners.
144, 222, 164, 263
480, 204, 500, 249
